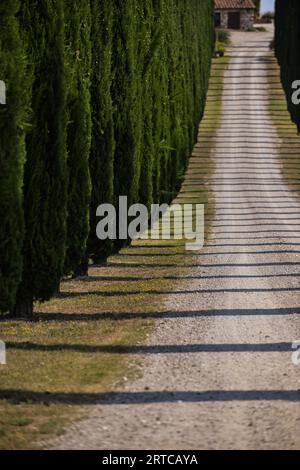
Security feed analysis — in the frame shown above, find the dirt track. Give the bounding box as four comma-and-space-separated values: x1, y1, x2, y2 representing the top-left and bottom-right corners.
50, 27, 300, 450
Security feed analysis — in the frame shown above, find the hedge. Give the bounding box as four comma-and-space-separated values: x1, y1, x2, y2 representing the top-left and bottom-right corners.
275, 0, 300, 131
0, 0, 214, 316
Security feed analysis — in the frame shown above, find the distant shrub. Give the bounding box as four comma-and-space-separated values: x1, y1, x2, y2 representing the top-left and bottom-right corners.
216, 29, 230, 45
261, 11, 274, 23
256, 26, 267, 32
215, 41, 225, 57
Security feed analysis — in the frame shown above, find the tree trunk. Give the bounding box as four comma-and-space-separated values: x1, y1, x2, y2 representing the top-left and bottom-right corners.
11, 296, 34, 318
73, 259, 89, 278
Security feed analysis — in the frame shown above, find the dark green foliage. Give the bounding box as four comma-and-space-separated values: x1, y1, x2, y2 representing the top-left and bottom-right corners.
138, 0, 155, 208
1, 0, 214, 313
253, 0, 261, 17
0, 0, 27, 313
87, 0, 115, 263
275, 0, 300, 131
151, 0, 214, 202
64, 0, 92, 275
112, 0, 142, 209
85, 0, 214, 257
217, 29, 230, 45
110, 0, 145, 251
150, 0, 172, 203
261, 11, 274, 22
14, 0, 67, 316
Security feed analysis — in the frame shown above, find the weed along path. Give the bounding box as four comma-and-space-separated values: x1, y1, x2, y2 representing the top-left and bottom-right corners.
47, 27, 300, 450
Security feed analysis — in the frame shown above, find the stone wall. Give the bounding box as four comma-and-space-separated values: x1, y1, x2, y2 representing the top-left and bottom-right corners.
219, 11, 228, 29
241, 10, 255, 30
216, 9, 255, 30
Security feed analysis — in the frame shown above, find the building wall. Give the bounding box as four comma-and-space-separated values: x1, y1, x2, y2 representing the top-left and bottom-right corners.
216, 9, 255, 30
219, 10, 228, 28
241, 10, 255, 29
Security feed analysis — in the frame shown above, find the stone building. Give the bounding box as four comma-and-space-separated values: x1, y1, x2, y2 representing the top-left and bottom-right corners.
215, 0, 256, 30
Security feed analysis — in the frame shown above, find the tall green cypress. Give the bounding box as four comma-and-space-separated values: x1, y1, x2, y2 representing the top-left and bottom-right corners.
13, 0, 67, 316
138, 0, 155, 208
64, 0, 92, 276
253, 0, 261, 18
2, 0, 214, 293
167, 0, 190, 192
195, 0, 214, 128
275, 0, 300, 132
152, 0, 172, 204
148, 0, 214, 205
112, 0, 142, 218
87, 0, 115, 264
0, 0, 27, 313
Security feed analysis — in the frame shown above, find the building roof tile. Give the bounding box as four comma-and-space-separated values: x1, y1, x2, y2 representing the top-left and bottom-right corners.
215, 0, 256, 9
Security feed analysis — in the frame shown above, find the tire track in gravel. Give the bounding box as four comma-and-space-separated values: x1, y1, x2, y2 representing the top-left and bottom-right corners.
50, 26, 300, 450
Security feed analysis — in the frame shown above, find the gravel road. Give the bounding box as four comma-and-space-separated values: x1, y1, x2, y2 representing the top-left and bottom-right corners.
51, 27, 300, 450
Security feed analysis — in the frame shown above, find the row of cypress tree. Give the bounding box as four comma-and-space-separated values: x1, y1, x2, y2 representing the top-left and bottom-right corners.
0, 0, 214, 317
275, 0, 300, 132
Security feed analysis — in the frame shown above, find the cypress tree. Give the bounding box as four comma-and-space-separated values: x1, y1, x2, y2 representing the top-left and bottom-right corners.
87, 0, 115, 264
275, 0, 300, 132
152, 0, 172, 204
138, 0, 155, 208
0, 0, 27, 313
195, 0, 214, 128
13, 0, 67, 316
64, 0, 92, 276
149, 0, 214, 204
167, 0, 191, 192
253, 0, 261, 18
112, 0, 142, 226
2, 0, 215, 291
